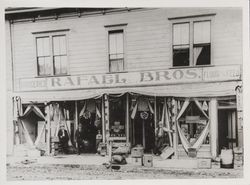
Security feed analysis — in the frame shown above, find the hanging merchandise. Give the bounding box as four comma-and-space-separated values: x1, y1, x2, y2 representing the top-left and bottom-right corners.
83, 110, 91, 119
140, 111, 149, 120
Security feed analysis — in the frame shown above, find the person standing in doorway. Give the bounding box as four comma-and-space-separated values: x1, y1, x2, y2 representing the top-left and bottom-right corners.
58, 125, 69, 154
75, 124, 84, 155
96, 130, 102, 153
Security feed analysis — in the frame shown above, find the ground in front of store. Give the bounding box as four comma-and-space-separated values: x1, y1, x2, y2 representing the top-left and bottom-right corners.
6, 154, 243, 180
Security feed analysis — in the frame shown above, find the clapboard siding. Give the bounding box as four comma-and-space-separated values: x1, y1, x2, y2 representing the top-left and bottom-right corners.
10, 8, 242, 91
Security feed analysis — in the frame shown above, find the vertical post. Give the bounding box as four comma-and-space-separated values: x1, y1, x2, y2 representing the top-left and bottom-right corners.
142, 120, 145, 148
101, 95, 106, 143
173, 98, 178, 159
75, 101, 78, 140
210, 98, 218, 158
126, 93, 129, 143
154, 96, 157, 135
47, 105, 51, 155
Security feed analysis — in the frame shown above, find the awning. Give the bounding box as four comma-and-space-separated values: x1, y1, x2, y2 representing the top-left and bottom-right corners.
13, 81, 240, 103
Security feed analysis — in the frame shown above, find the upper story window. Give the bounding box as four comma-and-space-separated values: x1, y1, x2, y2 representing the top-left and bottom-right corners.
173, 20, 211, 67
36, 34, 67, 76
108, 30, 124, 72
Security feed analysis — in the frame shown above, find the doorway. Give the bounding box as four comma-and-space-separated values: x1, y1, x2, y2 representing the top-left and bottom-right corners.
133, 111, 154, 152
218, 109, 238, 152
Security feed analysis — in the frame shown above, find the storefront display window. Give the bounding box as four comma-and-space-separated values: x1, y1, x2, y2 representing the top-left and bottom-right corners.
109, 96, 126, 138
178, 101, 209, 145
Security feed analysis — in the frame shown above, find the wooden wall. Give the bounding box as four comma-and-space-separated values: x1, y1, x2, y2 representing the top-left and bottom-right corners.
6, 8, 242, 91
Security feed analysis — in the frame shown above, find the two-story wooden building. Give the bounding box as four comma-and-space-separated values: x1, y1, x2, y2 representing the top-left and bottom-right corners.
5, 8, 243, 161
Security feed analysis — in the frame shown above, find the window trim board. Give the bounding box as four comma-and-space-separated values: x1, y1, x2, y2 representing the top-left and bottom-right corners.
33, 31, 69, 77
170, 16, 214, 67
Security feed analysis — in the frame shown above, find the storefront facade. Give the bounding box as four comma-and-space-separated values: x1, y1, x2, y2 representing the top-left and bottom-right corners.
5, 8, 243, 160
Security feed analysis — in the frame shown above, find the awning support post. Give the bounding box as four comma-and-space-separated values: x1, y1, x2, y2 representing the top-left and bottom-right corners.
210, 98, 218, 158
126, 93, 129, 143
74, 101, 78, 142
46, 104, 51, 155
173, 98, 178, 159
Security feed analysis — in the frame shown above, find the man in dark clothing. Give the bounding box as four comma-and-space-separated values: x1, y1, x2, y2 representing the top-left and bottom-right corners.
75, 124, 84, 155
58, 125, 69, 154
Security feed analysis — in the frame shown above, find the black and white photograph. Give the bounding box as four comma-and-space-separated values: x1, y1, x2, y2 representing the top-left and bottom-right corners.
1, 0, 249, 183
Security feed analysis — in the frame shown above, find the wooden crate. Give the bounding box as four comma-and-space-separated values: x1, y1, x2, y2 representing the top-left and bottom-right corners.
131, 157, 143, 166
143, 155, 153, 167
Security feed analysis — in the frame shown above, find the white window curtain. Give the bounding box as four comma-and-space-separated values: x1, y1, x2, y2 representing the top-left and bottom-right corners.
22, 105, 46, 120
194, 47, 203, 65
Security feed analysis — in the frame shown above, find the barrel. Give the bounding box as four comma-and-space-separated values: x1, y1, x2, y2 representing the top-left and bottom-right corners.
220, 149, 234, 168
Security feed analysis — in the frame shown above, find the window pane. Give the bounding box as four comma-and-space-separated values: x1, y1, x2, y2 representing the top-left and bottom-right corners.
38, 56, 51, 76
109, 31, 124, 56
54, 56, 67, 75
173, 23, 189, 45
37, 57, 45, 75
53, 35, 66, 55
116, 32, 124, 54
194, 45, 211, 65
109, 33, 117, 55
110, 59, 123, 72
60, 56, 67, 74
54, 56, 61, 75
44, 57, 52, 75
194, 21, 210, 44
173, 48, 189, 67
37, 37, 50, 56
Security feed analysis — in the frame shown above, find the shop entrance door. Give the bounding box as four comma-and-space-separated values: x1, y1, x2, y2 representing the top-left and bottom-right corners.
218, 109, 238, 152
133, 111, 154, 153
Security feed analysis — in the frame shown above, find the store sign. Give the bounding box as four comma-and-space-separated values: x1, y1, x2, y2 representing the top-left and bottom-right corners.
19, 65, 241, 91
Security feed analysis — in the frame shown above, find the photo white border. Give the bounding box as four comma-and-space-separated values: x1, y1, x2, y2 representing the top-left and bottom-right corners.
0, 1, 249, 185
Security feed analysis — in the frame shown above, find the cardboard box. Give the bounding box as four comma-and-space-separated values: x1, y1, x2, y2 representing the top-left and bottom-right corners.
197, 158, 211, 169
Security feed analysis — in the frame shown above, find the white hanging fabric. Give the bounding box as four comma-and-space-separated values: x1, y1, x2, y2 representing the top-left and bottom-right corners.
164, 101, 173, 147
176, 99, 190, 120
131, 101, 138, 119
96, 106, 101, 118
34, 122, 46, 146
192, 122, 210, 149
202, 101, 208, 112
160, 100, 173, 147
176, 98, 210, 153
20, 120, 35, 147
194, 47, 203, 65
176, 121, 190, 152
147, 100, 154, 114
79, 102, 87, 117
194, 99, 209, 119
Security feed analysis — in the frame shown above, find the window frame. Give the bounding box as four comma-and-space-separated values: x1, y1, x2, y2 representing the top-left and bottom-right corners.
105, 24, 127, 73
33, 30, 69, 77
170, 15, 214, 68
